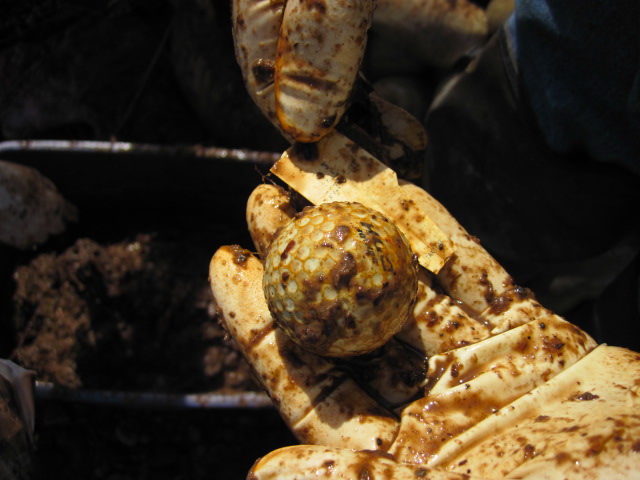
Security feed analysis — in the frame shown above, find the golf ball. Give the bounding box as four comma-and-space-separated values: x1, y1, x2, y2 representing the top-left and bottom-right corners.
263, 201, 418, 356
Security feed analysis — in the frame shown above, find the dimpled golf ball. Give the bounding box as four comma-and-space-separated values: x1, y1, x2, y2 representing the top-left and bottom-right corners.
263, 201, 418, 357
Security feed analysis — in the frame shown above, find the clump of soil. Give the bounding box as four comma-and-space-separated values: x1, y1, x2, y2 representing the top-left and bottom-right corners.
9, 233, 258, 394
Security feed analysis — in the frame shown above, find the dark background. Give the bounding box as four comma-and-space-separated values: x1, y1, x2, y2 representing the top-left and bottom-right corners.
1, 1, 638, 479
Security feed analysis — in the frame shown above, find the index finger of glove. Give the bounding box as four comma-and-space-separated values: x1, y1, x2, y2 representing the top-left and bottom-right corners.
209, 244, 399, 450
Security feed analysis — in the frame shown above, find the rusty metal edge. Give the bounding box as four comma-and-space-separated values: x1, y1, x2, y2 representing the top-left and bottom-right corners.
0, 139, 281, 165
35, 381, 273, 409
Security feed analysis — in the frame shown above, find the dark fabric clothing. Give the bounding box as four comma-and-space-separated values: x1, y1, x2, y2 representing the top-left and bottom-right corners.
507, 0, 640, 175
423, 15, 640, 350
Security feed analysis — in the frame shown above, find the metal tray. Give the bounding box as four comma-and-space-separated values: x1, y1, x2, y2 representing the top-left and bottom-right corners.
0, 139, 280, 409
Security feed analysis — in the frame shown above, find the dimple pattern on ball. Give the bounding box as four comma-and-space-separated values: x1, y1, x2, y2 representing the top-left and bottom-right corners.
263, 201, 418, 357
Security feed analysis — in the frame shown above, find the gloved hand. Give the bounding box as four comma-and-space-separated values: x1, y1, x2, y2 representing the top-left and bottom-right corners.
209, 133, 640, 479
230, 0, 512, 179
208, 1, 640, 478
